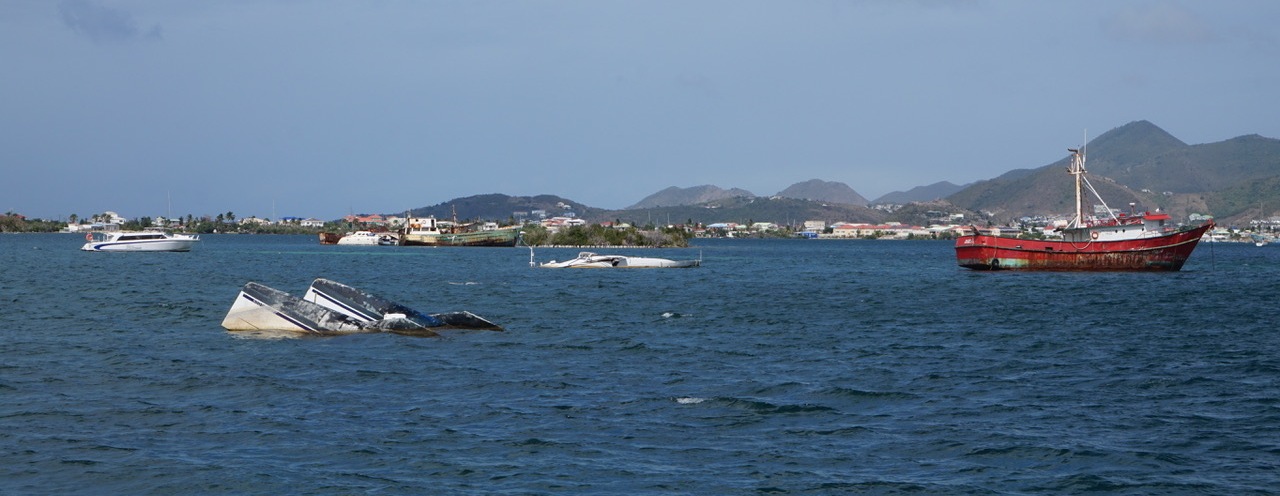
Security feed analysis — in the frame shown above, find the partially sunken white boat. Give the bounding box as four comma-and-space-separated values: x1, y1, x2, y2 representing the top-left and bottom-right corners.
538, 251, 701, 269
81, 230, 199, 252
221, 278, 501, 336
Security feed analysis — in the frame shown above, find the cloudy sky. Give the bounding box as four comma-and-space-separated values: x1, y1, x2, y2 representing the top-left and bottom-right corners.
3, 1, 1277, 221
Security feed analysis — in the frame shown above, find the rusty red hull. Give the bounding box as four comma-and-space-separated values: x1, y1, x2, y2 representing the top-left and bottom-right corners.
955, 222, 1214, 271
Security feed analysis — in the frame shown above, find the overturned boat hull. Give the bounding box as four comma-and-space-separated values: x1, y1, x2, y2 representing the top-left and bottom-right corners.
304, 278, 502, 331
540, 252, 701, 268
221, 279, 502, 335
221, 282, 371, 334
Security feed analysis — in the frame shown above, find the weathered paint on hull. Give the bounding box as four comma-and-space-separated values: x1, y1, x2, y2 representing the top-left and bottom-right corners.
954, 222, 1214, 271
400, 228, 520, 247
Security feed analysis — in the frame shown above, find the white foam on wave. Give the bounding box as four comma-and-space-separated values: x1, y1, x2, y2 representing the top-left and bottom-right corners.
675, 397, 705, 404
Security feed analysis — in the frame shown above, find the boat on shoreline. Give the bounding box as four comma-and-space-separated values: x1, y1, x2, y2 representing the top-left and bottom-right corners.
399, 216, 520, 247
335, 231, 382, 245
955, 144, 1214, 271
81, 230, 200, 252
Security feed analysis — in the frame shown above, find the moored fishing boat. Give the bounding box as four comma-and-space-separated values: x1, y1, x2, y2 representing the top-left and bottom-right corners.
955, 145, 1214, 271
399, 216, 520, 247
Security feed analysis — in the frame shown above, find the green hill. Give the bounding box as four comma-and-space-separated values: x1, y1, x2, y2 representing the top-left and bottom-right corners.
948, 121, 1280, 224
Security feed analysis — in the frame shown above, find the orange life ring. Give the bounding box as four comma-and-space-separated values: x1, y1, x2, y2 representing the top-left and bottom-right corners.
1090, 231, 1099, 240
85, 232, 93, 241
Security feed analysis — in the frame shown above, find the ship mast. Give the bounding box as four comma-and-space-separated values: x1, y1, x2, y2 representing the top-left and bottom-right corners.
1068, 146, 1085, 229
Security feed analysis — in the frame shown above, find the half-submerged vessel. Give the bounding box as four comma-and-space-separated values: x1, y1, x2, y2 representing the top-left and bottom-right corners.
221, 278, 502, 335
81, 230, 200, 252
955, 145, 1214, 271
537, 251, 701, 268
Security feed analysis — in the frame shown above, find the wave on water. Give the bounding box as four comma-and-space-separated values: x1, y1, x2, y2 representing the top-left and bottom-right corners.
4, 235, 1279, 494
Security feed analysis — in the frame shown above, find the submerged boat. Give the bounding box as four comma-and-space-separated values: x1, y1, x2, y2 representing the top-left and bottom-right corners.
222, 282, 370, 334
537, 251, 701, 268
400, 216, 520, 247
955, 145, 1214, 271
221, 278, 502, 335
377, 233, 399, 245
302, 278, 502, 331
81, 230, 200, 252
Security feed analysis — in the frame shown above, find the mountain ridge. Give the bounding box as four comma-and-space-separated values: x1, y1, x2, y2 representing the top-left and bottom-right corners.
393, 121, 1280, 226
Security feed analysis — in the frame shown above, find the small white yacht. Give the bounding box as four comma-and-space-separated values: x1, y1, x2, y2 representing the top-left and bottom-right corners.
336, 231, 382, 245
81, 230, 200, 252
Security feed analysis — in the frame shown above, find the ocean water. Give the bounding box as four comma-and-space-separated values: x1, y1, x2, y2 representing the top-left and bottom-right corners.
2, 233, 1278, 494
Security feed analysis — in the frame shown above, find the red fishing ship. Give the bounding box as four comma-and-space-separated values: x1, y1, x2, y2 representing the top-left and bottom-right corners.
955, 144, 1214, 271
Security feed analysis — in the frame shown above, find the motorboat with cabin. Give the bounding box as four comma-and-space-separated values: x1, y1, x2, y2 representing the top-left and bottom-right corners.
81, 230, 200, 252
335, 231, 383, 245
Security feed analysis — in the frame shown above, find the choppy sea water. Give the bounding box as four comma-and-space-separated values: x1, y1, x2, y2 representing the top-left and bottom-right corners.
2, 233, 1278, 494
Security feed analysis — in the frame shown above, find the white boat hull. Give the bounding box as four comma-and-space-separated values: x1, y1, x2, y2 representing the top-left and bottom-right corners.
336, 231, 383, 245
539, 252, 701, 268
221, 279, 502, 335
221, 283, 367, 333
81, 232, 199, 252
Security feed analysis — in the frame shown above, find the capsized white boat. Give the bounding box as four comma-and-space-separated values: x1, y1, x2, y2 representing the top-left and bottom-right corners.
537, 251, 701, 269
221, 278, 502, 335
81, 230, 199, 252
302, 278, 502, 331
221, 282, 369, 335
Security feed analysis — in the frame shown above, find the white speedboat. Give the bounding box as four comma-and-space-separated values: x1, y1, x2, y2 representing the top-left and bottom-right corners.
336, 231, 383, 245
539, 251, 701, 268
81, 230, 199, 252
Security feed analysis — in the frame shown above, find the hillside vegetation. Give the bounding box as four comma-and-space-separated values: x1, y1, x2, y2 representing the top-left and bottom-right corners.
947, 121, 1280, 224
397, 121, 1279, 228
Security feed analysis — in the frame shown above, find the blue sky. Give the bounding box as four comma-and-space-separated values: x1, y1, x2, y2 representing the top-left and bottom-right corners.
3, 1, 1277, 221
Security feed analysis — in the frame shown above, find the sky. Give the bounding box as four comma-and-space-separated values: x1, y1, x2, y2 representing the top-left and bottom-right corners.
3, 1, 1278, 221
